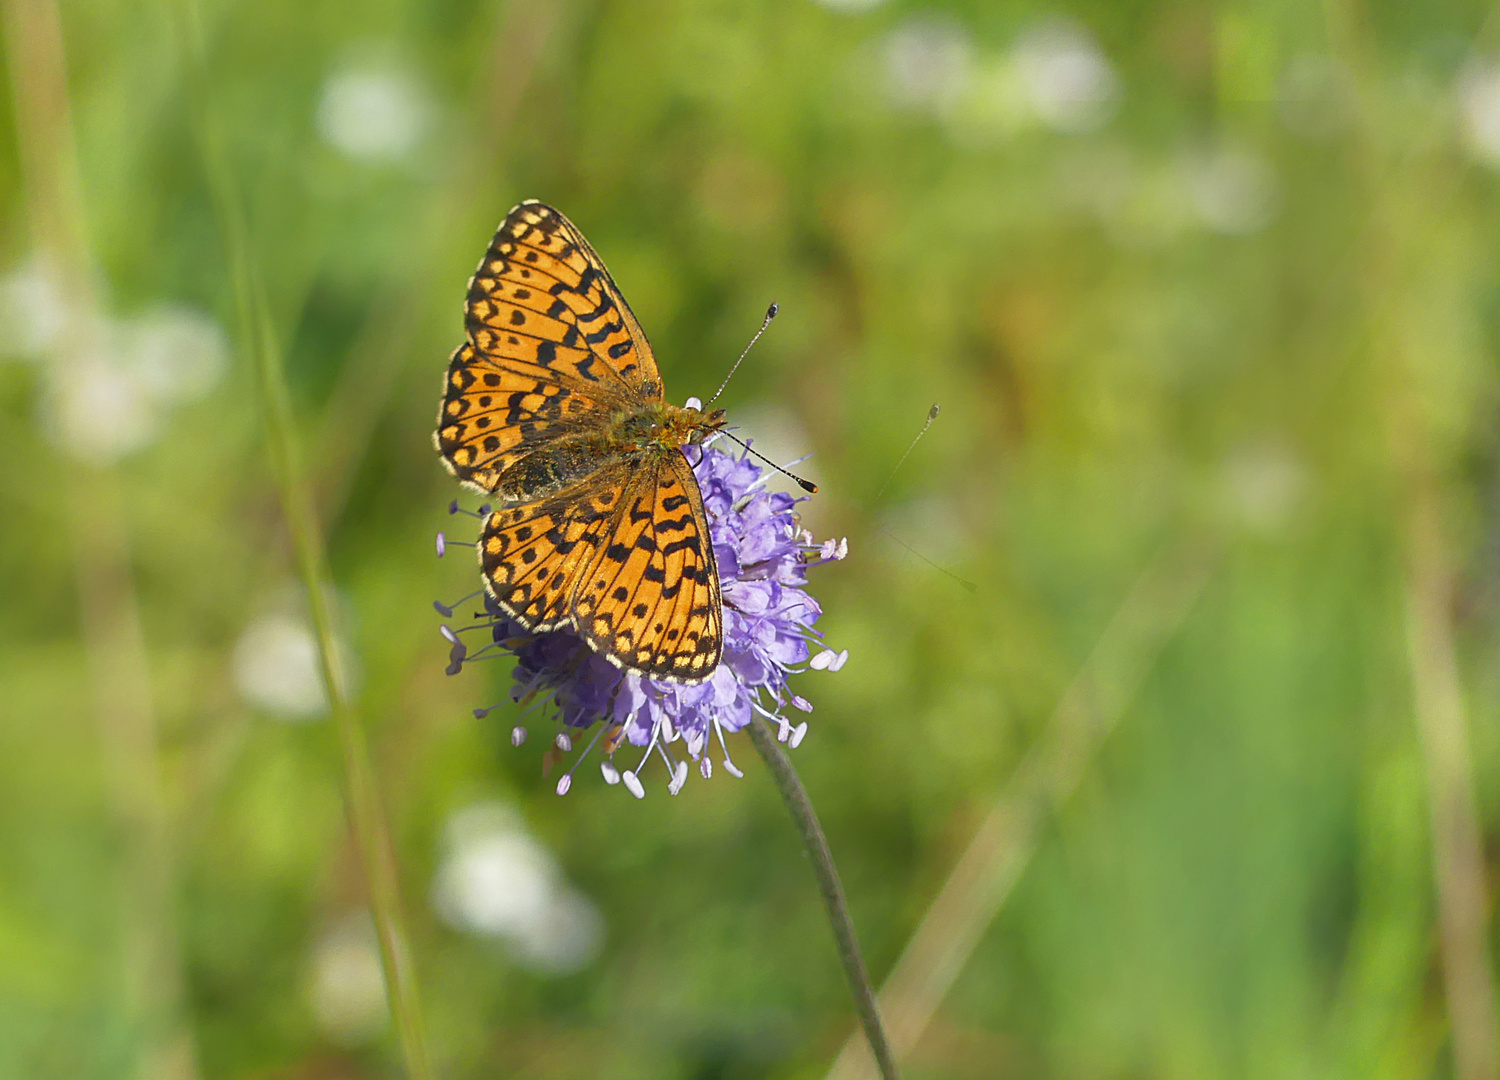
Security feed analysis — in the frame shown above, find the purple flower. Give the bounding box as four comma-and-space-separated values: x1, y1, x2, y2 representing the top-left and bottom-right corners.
435, 445, 848, 797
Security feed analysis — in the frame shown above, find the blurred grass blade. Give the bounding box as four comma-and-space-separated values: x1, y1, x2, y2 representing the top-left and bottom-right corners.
2, 2, 201, 1076
168, 2, 435, 1076
826, 539, 1215, 1080
1324, 5, 1500, 1075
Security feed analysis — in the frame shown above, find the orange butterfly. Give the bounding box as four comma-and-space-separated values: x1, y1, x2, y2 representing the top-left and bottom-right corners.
435, 201, 726, 683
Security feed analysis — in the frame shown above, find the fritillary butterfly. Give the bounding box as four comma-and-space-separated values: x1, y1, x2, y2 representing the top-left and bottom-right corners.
435, 200, 725, 682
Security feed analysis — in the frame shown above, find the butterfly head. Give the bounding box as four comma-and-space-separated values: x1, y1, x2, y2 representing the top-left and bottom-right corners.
664, 402, 727, 447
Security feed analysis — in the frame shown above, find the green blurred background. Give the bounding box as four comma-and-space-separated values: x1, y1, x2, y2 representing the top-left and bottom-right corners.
6, 0, 1500, 1077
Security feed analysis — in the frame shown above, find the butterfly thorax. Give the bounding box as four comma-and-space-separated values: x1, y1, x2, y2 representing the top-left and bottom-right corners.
492, 403, 725, 505
607, 402, 726, 454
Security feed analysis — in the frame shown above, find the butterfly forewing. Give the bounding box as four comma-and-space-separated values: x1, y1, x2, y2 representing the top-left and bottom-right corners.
465, 201, 661, 395
436, 342, 612, 492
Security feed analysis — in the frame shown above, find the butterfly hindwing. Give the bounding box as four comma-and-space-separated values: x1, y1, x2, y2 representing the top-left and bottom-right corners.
478, 466, 630, 631
466, 201, 663, 398
572, 451, 723, 682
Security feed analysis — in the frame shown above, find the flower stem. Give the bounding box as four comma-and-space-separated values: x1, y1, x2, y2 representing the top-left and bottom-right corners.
170, 3, 434, 1076
747, 717, 901, 1080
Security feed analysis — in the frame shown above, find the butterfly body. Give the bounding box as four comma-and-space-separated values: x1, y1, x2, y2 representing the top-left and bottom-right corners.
437, 201, 726, 683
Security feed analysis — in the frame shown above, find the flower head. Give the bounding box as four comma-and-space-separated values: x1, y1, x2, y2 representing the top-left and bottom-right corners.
436, 445, 848, 797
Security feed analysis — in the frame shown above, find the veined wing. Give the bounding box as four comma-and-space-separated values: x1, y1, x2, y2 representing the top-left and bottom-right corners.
465, 200, 663, 399
571, 451, 722, 683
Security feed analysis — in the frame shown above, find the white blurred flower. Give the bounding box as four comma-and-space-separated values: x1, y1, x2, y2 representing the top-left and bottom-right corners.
883, 16, 974, 113
432, 802, 603, 975
317, 62, 431, 162
1222, 441, 1306, 535
306, 912, 387, 1044
1459, 60, 1500, 168
1184, 145, 1277, 234
120, 305, 228, 406
1010, 20, 1119, 133
47, 353, 160, 461
233, 604, 356, 720
0, 259, 68, 360
812, 0, 884, 11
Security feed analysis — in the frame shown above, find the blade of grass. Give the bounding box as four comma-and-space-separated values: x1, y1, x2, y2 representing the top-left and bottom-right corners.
168, 2, 434, 1076
1325, 4, 1500, 1075
2, 2, 200, 1076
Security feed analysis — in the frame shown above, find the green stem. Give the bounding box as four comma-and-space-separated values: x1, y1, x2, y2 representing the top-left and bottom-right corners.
171, 4, 434, 1076
747, 718, 901, 1080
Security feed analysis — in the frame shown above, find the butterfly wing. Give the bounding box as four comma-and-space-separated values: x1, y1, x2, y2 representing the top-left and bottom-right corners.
465, 200, 662, 396
437, 201, 663, 493
436, 342, 614, 493
571, 451, 723, 682
477, 463, 631, 632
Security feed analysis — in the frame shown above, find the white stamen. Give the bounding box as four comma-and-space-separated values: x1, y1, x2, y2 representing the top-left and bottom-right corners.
511, 726, 527, 747
435, 532, 447, 557
789, 722, 808, 749
700, 758, 713, 779
439, 625, 460, 644
622, 770, 645, 799
555, 732, 572, 752
601, 761, 621, 785
668, 761, 688, 795
811, 648, 848, 671
723, 758, 744, 778
556, 774, 572, 796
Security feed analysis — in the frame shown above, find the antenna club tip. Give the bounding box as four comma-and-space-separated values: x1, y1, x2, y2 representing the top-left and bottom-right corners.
766, 302, 779, 319
928, 403, 941, 420
798, 479, 818, 493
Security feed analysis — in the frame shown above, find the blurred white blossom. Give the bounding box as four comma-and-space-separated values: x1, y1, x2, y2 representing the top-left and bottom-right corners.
120, 305, 228, 406
812, 0, 885, 11
317, 61, 431, 162
1459, 60, 1500, 168
306, 912, 388, 1044
1010, 20, 1119, 134
1, 260, 229, 462
1185, 145, 1278, 234
233, 595, 357, 720
0, 258, 67, 360
882, 15, 974, 113
432, 802, 603, 975
47, 354, 159, 460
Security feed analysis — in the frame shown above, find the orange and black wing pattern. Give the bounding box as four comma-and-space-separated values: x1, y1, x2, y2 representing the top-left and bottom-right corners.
464, 200, 661, 396
572, 453, 723, 682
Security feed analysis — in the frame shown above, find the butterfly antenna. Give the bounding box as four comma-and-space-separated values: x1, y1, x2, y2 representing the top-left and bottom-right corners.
718, 430, 818, 493
873, 402, 941, 504
879, 526, 978, 594
707, 303, 778, 405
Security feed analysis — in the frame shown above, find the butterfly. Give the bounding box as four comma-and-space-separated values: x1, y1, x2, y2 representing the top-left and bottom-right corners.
435, 200, 726, 683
